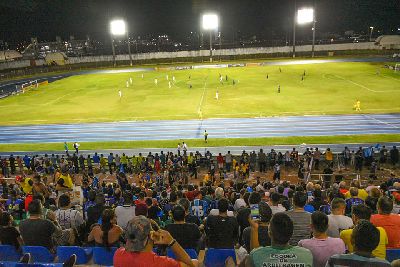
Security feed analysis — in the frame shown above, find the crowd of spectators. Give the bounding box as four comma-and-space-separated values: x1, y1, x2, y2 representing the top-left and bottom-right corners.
0, 145, 399, 266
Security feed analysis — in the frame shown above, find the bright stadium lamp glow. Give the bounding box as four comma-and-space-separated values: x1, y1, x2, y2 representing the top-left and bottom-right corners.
297, 8, 314, 24
110, 19, 126, 36
202, 14, 219, 30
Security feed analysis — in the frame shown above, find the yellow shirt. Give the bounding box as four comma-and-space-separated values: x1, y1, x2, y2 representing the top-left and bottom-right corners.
22, 178, 33, 194
326, 151, 333, 161
58, 174, 73, 189
344, 189, 369, 201
340, 226, 388, 259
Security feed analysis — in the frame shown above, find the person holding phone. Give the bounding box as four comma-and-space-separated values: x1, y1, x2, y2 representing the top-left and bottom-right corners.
114, 216, 198, 267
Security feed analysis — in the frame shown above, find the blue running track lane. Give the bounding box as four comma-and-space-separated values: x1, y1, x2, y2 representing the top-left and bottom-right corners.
0, 113, 399, 144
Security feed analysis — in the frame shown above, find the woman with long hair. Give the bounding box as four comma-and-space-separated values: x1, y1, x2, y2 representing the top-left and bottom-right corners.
88, 209, 123, 248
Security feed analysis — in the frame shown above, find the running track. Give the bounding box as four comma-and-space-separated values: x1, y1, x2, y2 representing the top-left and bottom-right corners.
0, 114, 399, 144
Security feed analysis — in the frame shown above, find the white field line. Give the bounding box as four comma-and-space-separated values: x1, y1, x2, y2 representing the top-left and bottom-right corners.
333, 74, 397, 93
197, 75, 209, 114
363, 114, 400, 129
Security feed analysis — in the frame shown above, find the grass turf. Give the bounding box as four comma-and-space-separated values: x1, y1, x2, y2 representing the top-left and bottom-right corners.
0, 134, 399, 152
0, 61, 399, 125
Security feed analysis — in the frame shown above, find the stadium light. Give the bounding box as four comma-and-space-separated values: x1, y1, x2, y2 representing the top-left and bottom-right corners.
109, 19, 133, 67
110, 19, 126, 36
202, 13, 219, 62
297, 8, 314, 24
293, 7, 317, 58
369, 26, 374, 41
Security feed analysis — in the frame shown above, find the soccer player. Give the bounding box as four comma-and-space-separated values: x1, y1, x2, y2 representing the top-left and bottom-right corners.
279, 67, 282, 73
266, 74, 269, 79
166, 74, 169, 80
154, 78, 158, 86
233, 79, 236, 86
126, 81, 129, 87
129, 77, 133, 84
168, 81, 171, 89
141, 73, 144, 79
354, 100, 361, 111
172, 76, 176, 82
215, 90, 219, 100
278, 85, 280, 93
119, 90, 122, 100
204, 130, 208, 143
219, 75, 223, 84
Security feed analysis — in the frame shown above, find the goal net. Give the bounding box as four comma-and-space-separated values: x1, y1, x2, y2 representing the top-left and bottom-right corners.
21, 80, 38, 93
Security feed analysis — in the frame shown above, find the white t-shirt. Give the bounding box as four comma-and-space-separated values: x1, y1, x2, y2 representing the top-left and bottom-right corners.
270, 204, 286, 214
55, 209, 84, 230
115, 205, 136, 230
234, 198, 247, 211
327, 214, 353, 238
209, 209, 234, 217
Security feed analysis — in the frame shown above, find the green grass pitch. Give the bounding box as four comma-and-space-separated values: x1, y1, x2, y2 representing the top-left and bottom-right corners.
0, 61, 399, 126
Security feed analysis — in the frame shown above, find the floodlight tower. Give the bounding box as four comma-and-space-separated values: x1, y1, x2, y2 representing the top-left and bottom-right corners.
110, 19, 133, 67
296, 8, 316, 57
369, 26, 374, 42
202, 13, 219, 62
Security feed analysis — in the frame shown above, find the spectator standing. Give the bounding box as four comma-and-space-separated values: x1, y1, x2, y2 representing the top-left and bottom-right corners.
225, 151, 233, 172
345, 187, 364, 215
258, 149, 267, 172
299, 211, 345, 267
390, 146, 399, 166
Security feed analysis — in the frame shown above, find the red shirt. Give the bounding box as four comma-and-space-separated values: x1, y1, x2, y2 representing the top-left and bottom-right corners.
114, 248, 180, 267
217, 155, 224, 164
371, 214, 400, 248
339, 188, 348, 195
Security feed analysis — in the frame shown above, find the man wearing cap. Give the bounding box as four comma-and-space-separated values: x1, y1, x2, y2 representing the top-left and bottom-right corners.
114, 216, 198, 267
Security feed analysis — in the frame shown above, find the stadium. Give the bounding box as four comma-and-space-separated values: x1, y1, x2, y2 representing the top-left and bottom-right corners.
0, 1, 400, 266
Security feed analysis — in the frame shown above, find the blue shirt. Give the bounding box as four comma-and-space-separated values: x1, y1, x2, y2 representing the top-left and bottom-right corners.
93, 155, 100, 163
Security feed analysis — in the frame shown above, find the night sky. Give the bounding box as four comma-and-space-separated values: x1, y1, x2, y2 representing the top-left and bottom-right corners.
0, 0, 399, 45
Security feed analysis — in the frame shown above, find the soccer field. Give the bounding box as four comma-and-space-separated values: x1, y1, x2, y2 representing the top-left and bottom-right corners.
0, 61, 399, 126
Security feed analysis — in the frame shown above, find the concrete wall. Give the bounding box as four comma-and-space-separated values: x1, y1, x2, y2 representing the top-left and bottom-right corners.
0, 42, 379, 71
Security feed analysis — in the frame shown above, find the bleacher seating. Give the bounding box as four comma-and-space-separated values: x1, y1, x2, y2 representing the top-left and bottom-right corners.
0, 245, 22, 262
166, 248, 198, 260
56, 246, 92, 265
387, 248, 400, 262
204, 248, 236, 267
21, 247, 54, 263
92, 247, 117, 266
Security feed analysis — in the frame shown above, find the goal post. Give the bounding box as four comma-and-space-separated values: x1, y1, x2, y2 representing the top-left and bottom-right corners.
21, 80, 38, 93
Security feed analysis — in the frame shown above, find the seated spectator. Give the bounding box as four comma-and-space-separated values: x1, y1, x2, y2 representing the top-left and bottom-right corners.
285, 191, 312, 246
205, 198, 239, 248
340, 204, 388, 259
327, 198, 353, 238
299, 211, 345, 267
237, 192, 260, 244
55, 194, 84, 230
165, 205, 201, 249
178, 198, 200, 225
309, 189, 326, 211
326, 220, 391, 266
88, 209, 123, 247
114, 216, 198, 267
365, 187, 381, 213
269, 192, 286, 214
87, 193, 108, 228
242, 201, 272, 252
115, 192, 136, 230
242, 212, 313, 267
0, 212, 23, 250
345, 187, 364, 215
19, 200, 57, 251
344, 180, 368, 201
371, 196, 400, 248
